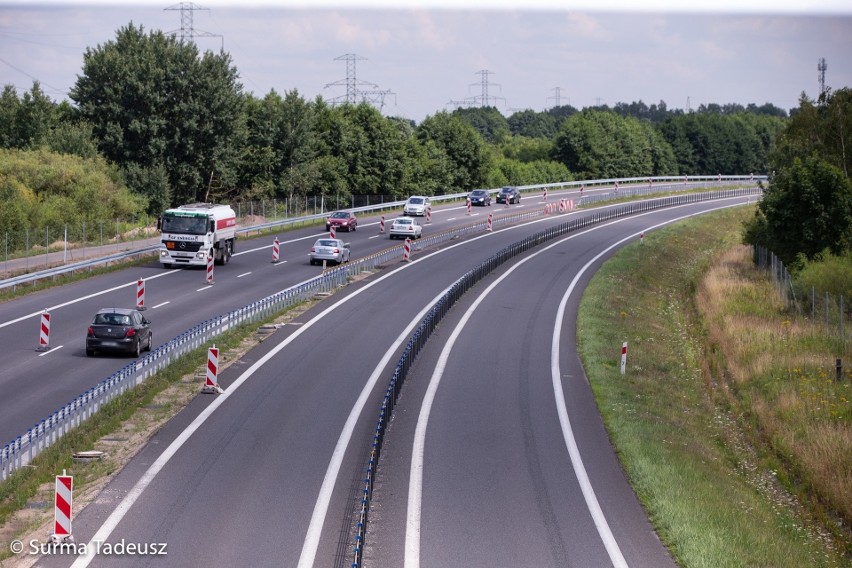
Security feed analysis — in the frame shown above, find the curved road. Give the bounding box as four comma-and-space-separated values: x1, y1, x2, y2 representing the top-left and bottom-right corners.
11, 194, 753, 568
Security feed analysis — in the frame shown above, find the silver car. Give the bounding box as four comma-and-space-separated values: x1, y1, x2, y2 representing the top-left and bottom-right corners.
309, 238, 351, 265
403, 196, 430, 216
389, 217, 423, 240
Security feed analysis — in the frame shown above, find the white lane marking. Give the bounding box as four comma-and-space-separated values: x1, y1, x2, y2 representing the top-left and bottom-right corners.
37, 345, 63, 357
71, 198, 748, 568
0, 271, 176, 330
151, 301, 170, 309
237, 272, 252, 278
406, 201, 746, 567
70, 244, 448, 568
195, 286, 213, 292
275, 261, 288, 267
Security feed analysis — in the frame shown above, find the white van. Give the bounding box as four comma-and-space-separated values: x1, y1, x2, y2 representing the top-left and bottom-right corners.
403, 196, 431, 216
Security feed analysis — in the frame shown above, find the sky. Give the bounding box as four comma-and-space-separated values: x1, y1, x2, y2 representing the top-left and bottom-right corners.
1, 1, 851, 123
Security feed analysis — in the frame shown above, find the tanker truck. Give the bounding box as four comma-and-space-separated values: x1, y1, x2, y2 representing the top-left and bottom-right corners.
157, 203, 236, 267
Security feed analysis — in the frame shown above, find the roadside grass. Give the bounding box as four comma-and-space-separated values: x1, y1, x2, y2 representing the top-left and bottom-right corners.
577, 206, 848, 568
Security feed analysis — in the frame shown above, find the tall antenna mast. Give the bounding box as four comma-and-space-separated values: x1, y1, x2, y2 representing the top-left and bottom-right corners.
818, 57, 828, 99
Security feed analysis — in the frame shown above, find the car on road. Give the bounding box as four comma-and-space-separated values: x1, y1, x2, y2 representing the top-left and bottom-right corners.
325, 210, 357, 232
389, 217, 423, 240
86, 308, 152, 357
403, 196, 431, 216
496, 186, 521, 204
468, 189, 492, 206
309, 238, 351, 265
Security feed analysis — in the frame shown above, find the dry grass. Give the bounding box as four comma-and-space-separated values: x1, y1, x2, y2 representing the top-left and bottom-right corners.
697, 244, 852, 539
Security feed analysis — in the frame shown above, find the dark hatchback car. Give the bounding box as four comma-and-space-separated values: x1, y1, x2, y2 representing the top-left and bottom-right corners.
468, 189, 492, 206
86, 308, 152, 357
496, 186, 521, 204
325, 210, 358, 232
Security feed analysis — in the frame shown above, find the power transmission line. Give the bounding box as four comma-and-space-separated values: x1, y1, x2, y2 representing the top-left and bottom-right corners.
324, 53, 395, 112
164, 2, 223, 50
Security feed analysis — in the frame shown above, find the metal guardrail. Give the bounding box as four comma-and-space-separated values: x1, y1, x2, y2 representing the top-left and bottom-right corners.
349, 184, 763, 567
0, 183, 762, 482
0, 175, 764, 292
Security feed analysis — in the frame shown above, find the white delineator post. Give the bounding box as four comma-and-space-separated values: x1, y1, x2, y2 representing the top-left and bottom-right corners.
51, 470, 73, 543
136, 278, 146, 310
272, 237, 280, 263
37, 309, 50, 351
620, 341, 628, 375
202, 344, 224, 394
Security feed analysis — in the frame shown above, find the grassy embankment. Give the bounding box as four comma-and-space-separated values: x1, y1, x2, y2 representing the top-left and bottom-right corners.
577, 205, 851, 567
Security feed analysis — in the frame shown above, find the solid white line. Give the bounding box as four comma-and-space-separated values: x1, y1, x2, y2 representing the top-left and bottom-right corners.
405, 200, 746, 567
237, 272, 252, 278
69, 243, 447, 568
69, 197, 746, 568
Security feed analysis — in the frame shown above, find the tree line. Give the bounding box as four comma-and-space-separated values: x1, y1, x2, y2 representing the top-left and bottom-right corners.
0, 21, 821, 243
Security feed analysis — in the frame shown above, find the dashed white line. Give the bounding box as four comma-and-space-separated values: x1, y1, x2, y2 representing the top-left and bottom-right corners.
37, 345, 63, 357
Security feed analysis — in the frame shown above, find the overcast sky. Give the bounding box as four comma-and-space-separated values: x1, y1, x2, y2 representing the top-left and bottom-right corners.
1, 1, 851, 122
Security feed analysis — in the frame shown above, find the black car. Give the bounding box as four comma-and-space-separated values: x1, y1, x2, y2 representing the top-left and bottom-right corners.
86, 308, 152, 357
468, 189, 492, 206
496, 186, 521, 204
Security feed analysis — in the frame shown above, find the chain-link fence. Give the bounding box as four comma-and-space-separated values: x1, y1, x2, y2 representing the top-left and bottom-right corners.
753, 245, 850, 342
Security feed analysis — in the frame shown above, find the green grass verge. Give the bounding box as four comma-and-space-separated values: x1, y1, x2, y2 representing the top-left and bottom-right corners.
577, 205, 847, 568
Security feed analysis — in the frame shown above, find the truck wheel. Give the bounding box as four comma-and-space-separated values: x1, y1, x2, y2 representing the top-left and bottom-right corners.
223, 242, 231, 265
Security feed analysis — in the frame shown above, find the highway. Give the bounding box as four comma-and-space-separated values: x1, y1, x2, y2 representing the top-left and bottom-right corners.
3, 190, 755, 567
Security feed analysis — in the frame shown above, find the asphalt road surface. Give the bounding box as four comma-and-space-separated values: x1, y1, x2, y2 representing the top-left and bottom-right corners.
6, 193, 754, 568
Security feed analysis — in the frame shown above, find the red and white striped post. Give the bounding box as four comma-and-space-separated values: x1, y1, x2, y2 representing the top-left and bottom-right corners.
505, 194, 510, 208
614, 180, 619, 192
136, 278, 146, 310
579, 184, 585, 197
379, 216, 385, 234
426, 206, 432, 224
329, 225, 336, 239
542, 187, 547, 202
272, 237, 280, 263
466, 199, 472, 216
206, 253, 214, 285
202, 344, 224, 394
640, 232, 645, 245
620, 341, 628, 375
37, 309, 50, 351
402, 238, 412, 262
486, 213, 493, 232
648, 178, 652, 189
51, 470, 73, 543
684, 175, 688, 185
